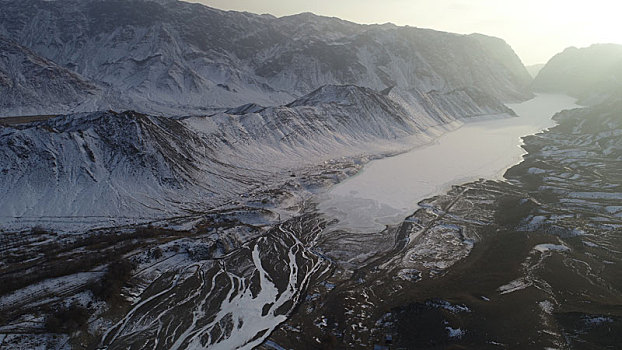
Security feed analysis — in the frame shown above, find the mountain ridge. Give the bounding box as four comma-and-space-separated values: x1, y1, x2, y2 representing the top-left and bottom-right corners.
532, 43, 622, 104
0, 35, 101, 116
0, 84, 514, 230
0, 0, 532, 116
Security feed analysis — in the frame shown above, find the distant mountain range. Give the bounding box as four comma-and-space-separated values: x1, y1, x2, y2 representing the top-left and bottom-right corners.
0, 0, 532, 117
0, 84, 517, 230
532, 43, 622, 104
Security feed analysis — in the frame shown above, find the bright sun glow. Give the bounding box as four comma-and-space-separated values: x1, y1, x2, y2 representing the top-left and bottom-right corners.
189, 0, 622, 65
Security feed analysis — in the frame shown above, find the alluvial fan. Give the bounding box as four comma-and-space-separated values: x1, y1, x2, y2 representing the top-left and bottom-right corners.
100, 215, 331, 349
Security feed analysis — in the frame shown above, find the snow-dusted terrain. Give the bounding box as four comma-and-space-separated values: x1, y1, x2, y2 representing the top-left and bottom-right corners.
0, 0, 619, 342
0, 85, 517, 231
0, 35, 100, 116
0, 1, 563, 349
0, 0, 536, 230
0, 0, 531, 116
264, 95, 622, 350
97, 221, 331, 350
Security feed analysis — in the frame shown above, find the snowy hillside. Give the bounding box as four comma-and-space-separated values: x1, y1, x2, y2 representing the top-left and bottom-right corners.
532, 44, 622, 104
0, 85, 514, 230
0, 36, 100, 117
0, 0, 532, 230
0, 0, 532, 116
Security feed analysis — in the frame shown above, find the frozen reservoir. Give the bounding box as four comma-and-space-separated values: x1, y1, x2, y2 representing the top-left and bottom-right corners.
318, 94, 579, 232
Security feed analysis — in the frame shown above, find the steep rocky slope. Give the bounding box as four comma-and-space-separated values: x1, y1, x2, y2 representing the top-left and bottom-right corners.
0, 85, 514, 230
532, 44, 622, 104
0, 36, 100, 117
0, 0, 532, 115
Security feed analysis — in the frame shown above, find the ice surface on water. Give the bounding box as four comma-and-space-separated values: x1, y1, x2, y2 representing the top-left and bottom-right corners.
318, 94, 579, 232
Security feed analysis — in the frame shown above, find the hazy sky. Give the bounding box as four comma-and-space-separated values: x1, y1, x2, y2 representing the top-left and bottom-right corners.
188, 0, 622, 65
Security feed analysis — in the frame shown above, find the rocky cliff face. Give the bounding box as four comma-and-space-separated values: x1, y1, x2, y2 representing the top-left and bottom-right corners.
532, 44, 622, 104
0, 36, 100, 117
0, 0, 531, 115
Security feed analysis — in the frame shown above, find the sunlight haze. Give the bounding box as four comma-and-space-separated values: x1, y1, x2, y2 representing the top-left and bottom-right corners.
189, 0, 622, 65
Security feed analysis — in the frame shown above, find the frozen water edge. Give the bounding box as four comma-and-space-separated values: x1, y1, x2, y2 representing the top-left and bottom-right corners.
317, 94, 580, 233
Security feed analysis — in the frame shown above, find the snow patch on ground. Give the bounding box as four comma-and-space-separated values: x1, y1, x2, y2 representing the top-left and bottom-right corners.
446, 327, 466, 338
533, 244, 570, 253
497, 278, 532, 295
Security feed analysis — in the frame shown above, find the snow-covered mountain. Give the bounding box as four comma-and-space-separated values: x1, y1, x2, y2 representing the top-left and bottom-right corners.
0, 84, 515, 230
0, 0, 536, 230
0, 0, 532, 116
0, 35, 100, 117
532, 44, 622, 104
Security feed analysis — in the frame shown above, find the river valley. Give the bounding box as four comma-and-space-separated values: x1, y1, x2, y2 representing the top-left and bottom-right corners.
318, 94, 579, 233
263, 95, 622, 349
1, 95, 620, 350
